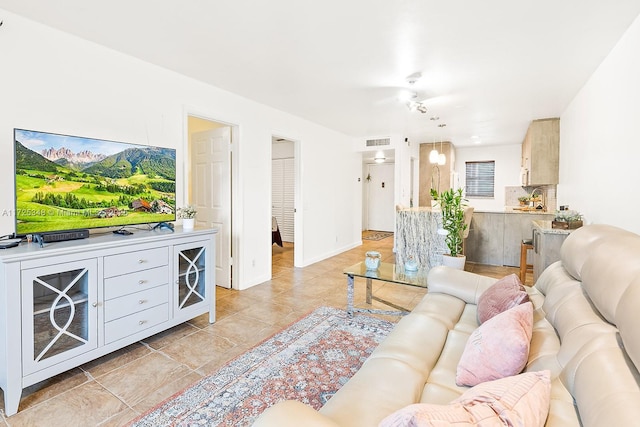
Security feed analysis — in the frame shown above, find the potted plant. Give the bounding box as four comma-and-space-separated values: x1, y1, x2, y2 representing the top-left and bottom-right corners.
552, 210, 583, 230
518, 196, 529, 206
433, 188, 468, 269
177, 205, 197, 230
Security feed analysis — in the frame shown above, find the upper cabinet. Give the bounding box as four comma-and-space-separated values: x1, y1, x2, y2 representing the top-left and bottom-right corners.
521, 118, 559, 185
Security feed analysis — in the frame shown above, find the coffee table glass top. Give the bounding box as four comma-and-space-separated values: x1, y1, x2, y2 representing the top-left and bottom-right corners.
343, 261, 428, 288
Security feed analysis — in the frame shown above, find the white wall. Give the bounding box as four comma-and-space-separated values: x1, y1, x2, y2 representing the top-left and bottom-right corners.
560, 14, 640, 234
0, 10, 361, 289
455, 145, 523, 212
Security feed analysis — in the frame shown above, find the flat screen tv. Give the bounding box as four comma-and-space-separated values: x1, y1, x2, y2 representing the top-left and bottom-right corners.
14, 128, 176, 236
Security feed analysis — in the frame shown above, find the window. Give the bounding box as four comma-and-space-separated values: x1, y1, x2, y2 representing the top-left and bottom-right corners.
465, 161, 495, 198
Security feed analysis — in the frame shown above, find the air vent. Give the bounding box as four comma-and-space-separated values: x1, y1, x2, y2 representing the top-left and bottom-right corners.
365, 138, 391, 147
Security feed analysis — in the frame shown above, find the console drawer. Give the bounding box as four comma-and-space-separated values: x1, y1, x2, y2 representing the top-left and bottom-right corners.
104, 266, 169, 300
104, 247, 168, 277
104, 303, 169, 344
104, 285, 169, 322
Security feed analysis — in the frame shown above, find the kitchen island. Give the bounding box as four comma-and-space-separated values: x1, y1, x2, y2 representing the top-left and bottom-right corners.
532, 219, 577, 281
394, 207, 445, 270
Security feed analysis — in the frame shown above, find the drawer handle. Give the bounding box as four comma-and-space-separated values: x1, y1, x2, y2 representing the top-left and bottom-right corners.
138, 259, 146, 264
138, 299, 146, 304
139, 320, 146, 325
138, 280, 146, 285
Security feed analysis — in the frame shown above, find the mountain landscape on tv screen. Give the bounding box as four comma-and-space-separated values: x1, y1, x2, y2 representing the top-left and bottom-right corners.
14, 130, 176, 234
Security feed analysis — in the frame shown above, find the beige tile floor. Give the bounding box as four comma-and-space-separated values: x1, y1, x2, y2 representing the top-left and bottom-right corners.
0, 234, 525, 426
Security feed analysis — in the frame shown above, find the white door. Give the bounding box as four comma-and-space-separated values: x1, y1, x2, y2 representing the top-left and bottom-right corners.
191, 128, 231, 289
367, 163, 395, 232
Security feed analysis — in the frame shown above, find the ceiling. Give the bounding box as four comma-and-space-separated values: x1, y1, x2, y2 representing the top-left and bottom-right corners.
2, 1, 640, 148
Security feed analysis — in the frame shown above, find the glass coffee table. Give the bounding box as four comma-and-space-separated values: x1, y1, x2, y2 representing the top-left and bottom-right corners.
343, 261, 428, 316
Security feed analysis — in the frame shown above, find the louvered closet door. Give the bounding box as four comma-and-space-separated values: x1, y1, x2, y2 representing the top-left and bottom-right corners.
272, 158, 295, 243
281, 158, 295, 242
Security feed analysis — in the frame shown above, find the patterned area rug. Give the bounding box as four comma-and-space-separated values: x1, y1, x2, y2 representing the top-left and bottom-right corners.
363, 230, 394, 241
129, 307, 394, 427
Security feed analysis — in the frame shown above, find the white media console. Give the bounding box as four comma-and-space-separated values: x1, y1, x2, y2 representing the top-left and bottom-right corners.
0, 226, 217, 416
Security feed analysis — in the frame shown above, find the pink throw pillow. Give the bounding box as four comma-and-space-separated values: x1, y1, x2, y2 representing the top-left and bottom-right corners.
379, 371, 551, 427
477, 273, 530, 324
456, 302, 533, 387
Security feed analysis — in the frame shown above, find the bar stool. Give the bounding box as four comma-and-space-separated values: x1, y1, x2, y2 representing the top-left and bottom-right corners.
519, 239, 534, 283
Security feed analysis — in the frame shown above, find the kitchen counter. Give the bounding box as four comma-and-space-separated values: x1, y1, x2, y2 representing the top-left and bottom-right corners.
472, 208, 551, 214
533, 220, 578, 235
504, 207, 552, 214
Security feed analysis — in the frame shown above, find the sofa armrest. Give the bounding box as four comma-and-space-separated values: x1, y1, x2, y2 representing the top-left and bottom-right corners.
427, 266, 497, 304
252, 400, 341, 427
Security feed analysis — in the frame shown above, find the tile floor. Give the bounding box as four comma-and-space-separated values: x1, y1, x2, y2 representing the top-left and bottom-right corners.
0, 234, 524, 426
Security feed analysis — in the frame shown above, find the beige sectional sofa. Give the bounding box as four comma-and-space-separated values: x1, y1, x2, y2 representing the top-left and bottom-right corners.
253, 224, 640, 426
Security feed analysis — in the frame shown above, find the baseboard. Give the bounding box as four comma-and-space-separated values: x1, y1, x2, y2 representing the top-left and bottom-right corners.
301, 241, 362, 267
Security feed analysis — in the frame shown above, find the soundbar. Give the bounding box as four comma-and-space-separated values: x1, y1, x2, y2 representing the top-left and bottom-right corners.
37, 229, 90, 243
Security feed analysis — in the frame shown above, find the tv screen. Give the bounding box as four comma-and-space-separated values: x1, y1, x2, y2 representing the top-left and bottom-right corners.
14, 128, 176, 236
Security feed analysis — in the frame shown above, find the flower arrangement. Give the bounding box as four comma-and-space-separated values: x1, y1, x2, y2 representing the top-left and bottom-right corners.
177, 205, 197, 219
554, 209, 582, 222
552, 209, 583, 230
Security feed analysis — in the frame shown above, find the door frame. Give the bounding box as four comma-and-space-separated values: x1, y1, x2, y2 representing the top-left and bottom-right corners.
271, 133, 302, 269
183, 107, 241, 289
362, 149, 396, 231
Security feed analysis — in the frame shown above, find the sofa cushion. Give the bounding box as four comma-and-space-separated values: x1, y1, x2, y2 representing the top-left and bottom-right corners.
456, 302, 533, 387
379, 370, 551, 427
477, 273, 529, 324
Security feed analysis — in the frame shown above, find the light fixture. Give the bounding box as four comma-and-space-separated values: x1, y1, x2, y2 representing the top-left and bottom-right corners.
429, 140, 439, 164
429, 117, 440, 163
437, 123, 447, 165
374, 151, 386, 163
406, 100, 427, 113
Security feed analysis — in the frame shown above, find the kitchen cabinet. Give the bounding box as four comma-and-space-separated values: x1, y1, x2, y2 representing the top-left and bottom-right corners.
532, 221, 573, 281
466, 212, 553, 267
521, 118, 560, 185
0, 227, 216, 416
465, 213, 504, 266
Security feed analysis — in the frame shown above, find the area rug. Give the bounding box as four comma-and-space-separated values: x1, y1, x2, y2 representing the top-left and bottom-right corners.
363, 230, 394, 241
129, 306, 394, 427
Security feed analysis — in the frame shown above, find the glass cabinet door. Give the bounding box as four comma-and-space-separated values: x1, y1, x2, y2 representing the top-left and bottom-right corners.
175, 243, 209, 315
22, 259, 98, 375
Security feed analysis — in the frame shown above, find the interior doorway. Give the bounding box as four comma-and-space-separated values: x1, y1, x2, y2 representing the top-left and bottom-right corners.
271, 136, 297, 268
187, 115, 236, 289
362, 149, 395, 232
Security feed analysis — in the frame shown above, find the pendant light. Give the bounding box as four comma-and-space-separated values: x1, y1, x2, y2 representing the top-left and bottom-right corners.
437, 123, 447, 165
429, 117, 440, 164
429, 141, 439, 164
